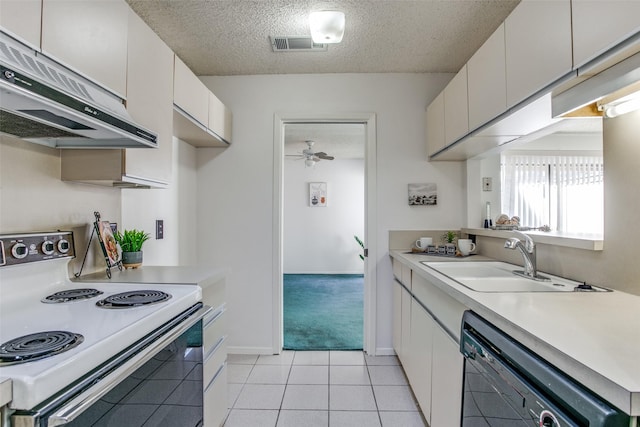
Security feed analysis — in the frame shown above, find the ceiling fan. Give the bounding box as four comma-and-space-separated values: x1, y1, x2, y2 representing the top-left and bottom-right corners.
286, 140, 335, 166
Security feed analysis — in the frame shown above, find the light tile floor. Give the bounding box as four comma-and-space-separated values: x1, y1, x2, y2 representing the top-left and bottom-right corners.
223, 351, 427, 427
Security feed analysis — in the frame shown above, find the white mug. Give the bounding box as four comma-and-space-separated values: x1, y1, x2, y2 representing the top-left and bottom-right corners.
458, 239, 476, 256
415, 237, 433, 250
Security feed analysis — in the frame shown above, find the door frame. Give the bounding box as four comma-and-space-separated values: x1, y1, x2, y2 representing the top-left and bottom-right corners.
272, 112, 377, 355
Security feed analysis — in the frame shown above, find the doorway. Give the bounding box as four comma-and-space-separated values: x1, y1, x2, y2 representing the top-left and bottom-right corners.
282, 123, 365, 350
272, 113, 377, 355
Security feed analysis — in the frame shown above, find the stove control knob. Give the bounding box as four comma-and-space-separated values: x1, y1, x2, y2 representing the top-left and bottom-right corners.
57, 239, 70, 254
11, 242, 28, 259
42, 240, 55, 255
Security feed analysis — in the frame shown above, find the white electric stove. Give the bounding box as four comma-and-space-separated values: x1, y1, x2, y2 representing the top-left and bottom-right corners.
0, 232, 204, 426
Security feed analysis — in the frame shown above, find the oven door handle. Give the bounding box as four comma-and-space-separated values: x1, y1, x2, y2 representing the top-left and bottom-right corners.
44, 304, 211, 426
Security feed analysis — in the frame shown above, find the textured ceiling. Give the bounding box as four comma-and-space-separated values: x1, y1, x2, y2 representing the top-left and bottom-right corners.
126, 0, 520, 76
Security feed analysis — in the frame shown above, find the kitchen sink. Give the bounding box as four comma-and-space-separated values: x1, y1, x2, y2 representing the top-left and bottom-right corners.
420, 261, 607, 292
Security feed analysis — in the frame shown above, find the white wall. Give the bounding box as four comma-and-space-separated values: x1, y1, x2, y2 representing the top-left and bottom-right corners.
284, 158, 364, 274
122, 138, 198, 266
198, 73, 465, 354
466, 156, 502, 228
0, 135, 120, 275
1, 134, 198, 275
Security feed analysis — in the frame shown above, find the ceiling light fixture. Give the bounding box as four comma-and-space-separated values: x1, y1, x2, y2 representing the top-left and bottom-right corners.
309, 11, 345, 44
305, 158, 316, 167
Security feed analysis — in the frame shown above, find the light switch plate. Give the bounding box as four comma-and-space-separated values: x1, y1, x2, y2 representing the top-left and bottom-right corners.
156, 220, 164, 239
482, 177, 492, 191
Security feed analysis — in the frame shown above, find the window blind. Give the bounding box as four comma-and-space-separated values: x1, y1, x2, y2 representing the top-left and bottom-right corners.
501, 154, 604, 233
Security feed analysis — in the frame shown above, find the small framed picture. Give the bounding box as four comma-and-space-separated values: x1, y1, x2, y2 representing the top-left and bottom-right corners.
408, 183, 437, 206
309, 182, 327, 207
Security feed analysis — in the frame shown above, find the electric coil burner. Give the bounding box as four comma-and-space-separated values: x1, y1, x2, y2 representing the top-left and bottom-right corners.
96, 290, 172, 308
0, 331, 84, 366
42, 288, 103, 303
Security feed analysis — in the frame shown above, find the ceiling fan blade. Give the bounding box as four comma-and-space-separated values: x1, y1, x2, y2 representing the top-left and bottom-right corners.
316, 153, 334, 160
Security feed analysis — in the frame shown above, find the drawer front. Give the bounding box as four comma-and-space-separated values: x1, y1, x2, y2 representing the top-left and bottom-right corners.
401, 264, 412, 290
412, 273, 467, 341
392, 258, 402, 282
204, 364, 227, 427
204, 337, 227, 385
202, 279, 225, 310
204, 308, 226, 355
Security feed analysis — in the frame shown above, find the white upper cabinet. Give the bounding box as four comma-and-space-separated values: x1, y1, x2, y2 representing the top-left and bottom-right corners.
467, 24, 506, 132
209, 91, 232, 144
572, 0, 640, 69
60, 6, 174, 188
426, 91, 445, 157
443, 65, 469, 145
505, 0, 572, 108
173, 55, 231, 147
41, 0, 128, 97
124, 7, 174, 183
0, 0, 41, 49
174, 55, 209, 126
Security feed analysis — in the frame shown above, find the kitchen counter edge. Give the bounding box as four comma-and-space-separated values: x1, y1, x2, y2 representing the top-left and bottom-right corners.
74, 265, 226, 291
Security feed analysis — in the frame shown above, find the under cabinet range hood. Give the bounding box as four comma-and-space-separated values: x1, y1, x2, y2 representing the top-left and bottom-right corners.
0, 32, 157, 149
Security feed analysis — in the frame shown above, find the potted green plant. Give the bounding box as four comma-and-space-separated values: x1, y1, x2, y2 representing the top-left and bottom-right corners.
114, 229, 150, 269
441, 230, 458, 255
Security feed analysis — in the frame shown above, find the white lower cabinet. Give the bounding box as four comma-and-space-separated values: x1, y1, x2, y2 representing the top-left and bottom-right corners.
400, 285, 412, 366
408, 301, 434, 424
392, 262, 466, 426
200, 277, 227, 426
430, 325, 464, 426
392, 281, 402, 355
202, 306, 227, 426
204, 364, 227, 427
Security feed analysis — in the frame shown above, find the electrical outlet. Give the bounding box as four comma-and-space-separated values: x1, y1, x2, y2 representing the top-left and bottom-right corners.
156, 220, 164, 239
482, 177, 492, 192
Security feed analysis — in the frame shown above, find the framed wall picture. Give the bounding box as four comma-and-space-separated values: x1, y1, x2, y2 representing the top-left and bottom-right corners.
408, 183, 437, 205
309, 182, 327, 207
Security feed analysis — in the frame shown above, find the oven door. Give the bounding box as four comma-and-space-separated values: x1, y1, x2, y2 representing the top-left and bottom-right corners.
11, 303, 211, 427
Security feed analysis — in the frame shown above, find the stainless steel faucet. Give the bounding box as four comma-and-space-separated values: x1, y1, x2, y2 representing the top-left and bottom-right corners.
504, 230, 550, 281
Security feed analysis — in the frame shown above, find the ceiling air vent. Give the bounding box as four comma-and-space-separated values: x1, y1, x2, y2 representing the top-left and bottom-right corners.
270, 36, 328, 52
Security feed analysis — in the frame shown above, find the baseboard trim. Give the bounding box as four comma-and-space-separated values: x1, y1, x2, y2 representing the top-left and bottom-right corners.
227, 346, 277, 355
372, 347, 396, 356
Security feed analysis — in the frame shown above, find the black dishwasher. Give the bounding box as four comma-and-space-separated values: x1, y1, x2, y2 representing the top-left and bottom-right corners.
460, 311, 629, 427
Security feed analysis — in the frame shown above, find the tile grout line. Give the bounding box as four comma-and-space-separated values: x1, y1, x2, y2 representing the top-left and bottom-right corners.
365, 356, 385, 427
280, 353, 295, 424
327, 357, 331, 427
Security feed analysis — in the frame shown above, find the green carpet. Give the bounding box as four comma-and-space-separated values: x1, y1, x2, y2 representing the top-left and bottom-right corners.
283, 274, 363, 350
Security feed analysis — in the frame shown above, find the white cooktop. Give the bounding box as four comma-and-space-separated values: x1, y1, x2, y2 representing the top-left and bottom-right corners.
0, 259, 202, 410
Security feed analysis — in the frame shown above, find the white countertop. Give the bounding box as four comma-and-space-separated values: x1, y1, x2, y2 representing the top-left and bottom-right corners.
74, 265, 226, 290
390, 250, 640, 416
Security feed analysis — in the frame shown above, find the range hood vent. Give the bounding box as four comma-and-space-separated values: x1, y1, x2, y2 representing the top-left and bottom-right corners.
0, 32, 157, 149
270, 36, 328, 52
